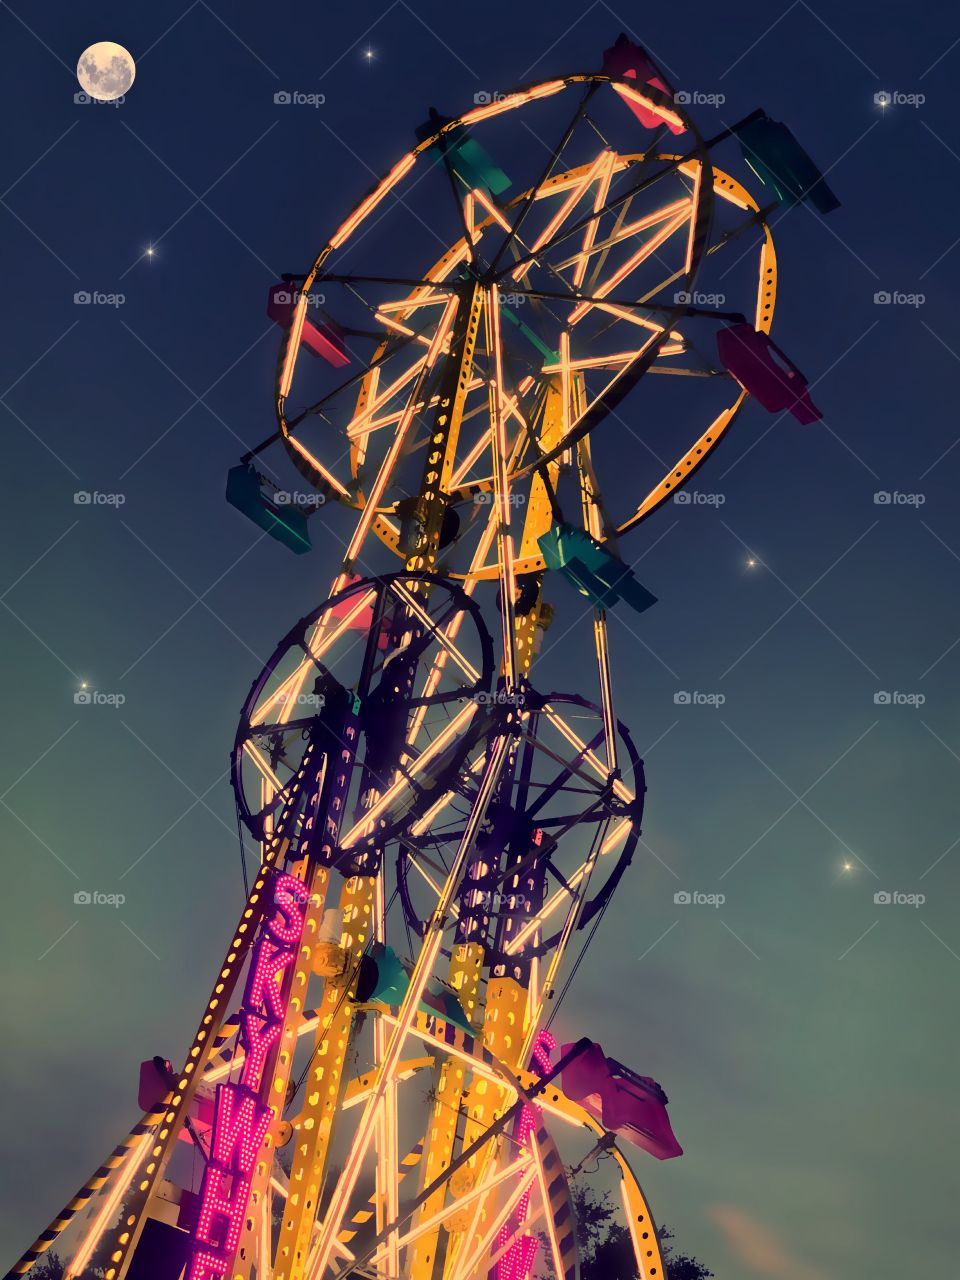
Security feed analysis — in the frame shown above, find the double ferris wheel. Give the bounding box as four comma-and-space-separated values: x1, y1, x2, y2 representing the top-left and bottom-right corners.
9, 32, 836, 1280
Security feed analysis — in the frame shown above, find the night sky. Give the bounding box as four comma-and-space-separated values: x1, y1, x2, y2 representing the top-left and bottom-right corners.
2, 2, 959, 1278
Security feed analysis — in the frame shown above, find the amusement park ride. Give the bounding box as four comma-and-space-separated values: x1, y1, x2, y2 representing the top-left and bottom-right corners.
8, 33, 837, 1280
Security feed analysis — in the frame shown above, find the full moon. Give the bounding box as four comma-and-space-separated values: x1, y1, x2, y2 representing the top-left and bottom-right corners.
76, 42, 135, 101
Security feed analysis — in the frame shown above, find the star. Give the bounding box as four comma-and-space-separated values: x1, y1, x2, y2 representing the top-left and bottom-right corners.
363, 47, 375, 63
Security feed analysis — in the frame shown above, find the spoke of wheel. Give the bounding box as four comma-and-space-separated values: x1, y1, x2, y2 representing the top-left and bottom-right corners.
504, 816, 631, 957
489, 80, 599, 276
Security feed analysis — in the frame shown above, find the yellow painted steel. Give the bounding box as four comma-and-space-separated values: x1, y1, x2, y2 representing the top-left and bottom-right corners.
273, 874, 376, 1280
407, 942, 485, 1280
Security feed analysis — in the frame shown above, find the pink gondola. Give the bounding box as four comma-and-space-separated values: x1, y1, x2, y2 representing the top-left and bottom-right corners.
561, 1040, 683, 1160
716, 323, 822, 424
602, 36, 684, 135
267, 283, 350, 368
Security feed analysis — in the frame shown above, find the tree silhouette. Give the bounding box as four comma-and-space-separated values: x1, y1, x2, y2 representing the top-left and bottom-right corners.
535, 1182, 714, 1280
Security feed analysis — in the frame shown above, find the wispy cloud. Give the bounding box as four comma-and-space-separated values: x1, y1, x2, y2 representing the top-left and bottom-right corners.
709, 1205, 827, 1280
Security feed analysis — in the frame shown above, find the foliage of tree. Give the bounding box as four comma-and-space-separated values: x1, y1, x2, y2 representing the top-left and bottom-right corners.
535, 1181, 714, 1280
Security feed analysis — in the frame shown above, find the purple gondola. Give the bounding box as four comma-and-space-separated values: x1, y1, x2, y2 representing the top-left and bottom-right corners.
717, 322, 822, 424
561, 1039, 683, 1160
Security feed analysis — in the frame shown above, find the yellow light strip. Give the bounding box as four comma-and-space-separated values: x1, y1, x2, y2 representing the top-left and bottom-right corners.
458, 81, 564, 126
242, 740, 283, 793
339, 700, 477, 849
369, 1155, 532, 1265
377, 293, 453, 314
470, 187, 512, 233
505, 817, 631, 956
345, 357, 427, 439
330, 152, 416, 248
388, 580, 481, 683
408, 751, 487, 838
251, 587, 373, 726
279, 293, 309, 399
65, 1132, 152, 1280
611, 81, 685, 131
513, 150, 612, 284
285, 436, 352, 499
573, 149, 617, 288
544, 348, 665, 373
447, 1166, 539, 1280
684, 160, 703, 275
568, 209, 690, 325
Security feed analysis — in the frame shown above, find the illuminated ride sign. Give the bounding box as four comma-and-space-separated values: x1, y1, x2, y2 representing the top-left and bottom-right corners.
187, 872, 309, 1280
497, 1030, 557, 1280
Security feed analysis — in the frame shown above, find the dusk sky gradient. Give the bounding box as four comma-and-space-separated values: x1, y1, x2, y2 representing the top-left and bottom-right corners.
2, 3, 959, 1279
